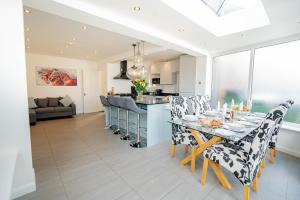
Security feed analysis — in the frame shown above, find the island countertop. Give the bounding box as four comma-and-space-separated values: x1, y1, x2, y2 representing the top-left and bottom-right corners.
135, 95, 169, 105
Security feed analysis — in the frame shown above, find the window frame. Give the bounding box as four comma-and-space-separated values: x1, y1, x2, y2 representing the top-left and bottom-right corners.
211, 38, 300, 126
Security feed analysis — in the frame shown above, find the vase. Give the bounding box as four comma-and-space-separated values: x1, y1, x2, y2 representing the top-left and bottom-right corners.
136, 91, 143, 101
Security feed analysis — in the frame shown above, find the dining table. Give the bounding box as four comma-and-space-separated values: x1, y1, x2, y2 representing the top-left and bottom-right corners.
169, 110, 265, 189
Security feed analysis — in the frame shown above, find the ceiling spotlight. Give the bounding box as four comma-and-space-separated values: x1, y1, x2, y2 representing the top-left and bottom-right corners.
68, 42, 73, 45
26, 38, 30, 42
72, 37, 76, 41
65, 44, 69, 48
133, 6, 141, 11
24, 9, 31, 14
26, 46, 30, 49
177, 28, 184, 32
26, 27, 30, 32
82, 26, 87, 30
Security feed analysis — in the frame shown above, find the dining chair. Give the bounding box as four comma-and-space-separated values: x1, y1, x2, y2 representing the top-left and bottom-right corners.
170, 95, 211, 161
269, 100, 294, 162
201, 105, 285, 200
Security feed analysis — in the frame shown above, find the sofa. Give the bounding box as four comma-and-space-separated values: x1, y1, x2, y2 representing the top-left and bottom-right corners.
29, 97, 76, 124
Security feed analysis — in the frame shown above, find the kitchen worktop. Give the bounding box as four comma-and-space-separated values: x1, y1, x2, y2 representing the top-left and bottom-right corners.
135, 95, 169, 105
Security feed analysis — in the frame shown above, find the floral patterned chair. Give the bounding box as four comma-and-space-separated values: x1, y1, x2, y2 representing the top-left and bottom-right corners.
269, 100, 294, 162
201, 105, 285, 200
170, 95, 211, 158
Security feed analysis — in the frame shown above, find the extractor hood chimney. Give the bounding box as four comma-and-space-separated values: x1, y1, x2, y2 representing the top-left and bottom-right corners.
113, 60, 130, 80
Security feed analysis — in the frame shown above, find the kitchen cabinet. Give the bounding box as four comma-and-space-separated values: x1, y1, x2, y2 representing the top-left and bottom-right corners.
150, 59, 179, 85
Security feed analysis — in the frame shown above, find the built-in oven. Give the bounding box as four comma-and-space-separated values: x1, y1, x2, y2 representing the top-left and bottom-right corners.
152, 78, 160, 84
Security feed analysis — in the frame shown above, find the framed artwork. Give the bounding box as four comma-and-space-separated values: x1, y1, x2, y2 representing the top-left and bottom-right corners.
36, 67, 77, 86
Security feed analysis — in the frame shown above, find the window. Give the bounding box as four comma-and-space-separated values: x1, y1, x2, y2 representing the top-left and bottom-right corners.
212, 51, 251, 107
252, 40, 300, 124
212, 39, 300, 125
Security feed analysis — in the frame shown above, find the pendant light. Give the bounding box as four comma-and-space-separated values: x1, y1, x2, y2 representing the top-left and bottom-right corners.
127, 44, 139, 80
136, 41, 148, 79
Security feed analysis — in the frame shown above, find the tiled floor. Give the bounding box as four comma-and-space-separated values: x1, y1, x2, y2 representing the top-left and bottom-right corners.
17, 113, 300, 200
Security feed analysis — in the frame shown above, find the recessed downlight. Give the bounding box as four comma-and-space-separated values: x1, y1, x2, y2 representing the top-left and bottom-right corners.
82, 26, 87, 30
26, 38, 30, 42
177, 28, 184, 32
26, 46, 30, 49
65, 44, 69, 48
72, 37, 76, 41
24, 9, 31, 14
68, 42, 73, 45
133, 6, 141, 11
26, 27, 30, 32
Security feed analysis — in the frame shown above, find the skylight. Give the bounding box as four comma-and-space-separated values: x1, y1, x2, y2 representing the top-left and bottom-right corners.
201, 0, 260, 17
161, 0, 270, 36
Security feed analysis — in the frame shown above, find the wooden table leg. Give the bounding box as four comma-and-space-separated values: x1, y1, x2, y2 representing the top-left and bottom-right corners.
191, 147, 196, 172
244, 185, 250, 200
201, 157, 209, 185
208, 161, 232, 190
180, 133, 222, 171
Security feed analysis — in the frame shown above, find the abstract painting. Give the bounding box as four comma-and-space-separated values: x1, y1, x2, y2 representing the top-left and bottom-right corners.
36, 67, 77, 86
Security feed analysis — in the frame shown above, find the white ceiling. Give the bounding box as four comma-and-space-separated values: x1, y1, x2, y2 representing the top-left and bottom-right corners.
24, 7, 181, 61
23, 0, 300, 57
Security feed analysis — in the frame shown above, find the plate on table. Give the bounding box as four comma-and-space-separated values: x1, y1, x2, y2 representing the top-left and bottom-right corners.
223, 123, 245, 133
204, 110, 219, 116
244, 116, 263, 123
182, 115, 198, 122
236, 120, 256, 127
253, 112, 266, 118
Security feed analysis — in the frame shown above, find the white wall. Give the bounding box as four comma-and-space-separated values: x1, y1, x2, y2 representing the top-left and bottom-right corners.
26, 53, 101, 113
0, 0, 36, 198
106, 61, 151, 94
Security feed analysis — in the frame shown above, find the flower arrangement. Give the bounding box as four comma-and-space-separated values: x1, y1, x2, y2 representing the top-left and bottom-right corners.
131, 78, 148, 94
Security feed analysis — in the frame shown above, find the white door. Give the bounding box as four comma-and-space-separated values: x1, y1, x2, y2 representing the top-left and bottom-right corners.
83, 69, 101, 113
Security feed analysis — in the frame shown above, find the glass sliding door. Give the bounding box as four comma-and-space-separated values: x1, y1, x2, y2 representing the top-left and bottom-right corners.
252, 40, 300, 124
212, 51, 251, 107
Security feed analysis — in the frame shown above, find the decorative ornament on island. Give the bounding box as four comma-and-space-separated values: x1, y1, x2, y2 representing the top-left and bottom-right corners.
131, 78, 148, 100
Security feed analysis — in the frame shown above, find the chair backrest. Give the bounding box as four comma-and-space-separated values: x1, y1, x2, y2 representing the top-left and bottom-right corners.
107, 96, 120, 107
100, 96, 110, 107
123, 97, 147, 114
169, 96, 195, 120
246, 105, 286, 183
195, 95, 211, 116
269, 99, 294, 148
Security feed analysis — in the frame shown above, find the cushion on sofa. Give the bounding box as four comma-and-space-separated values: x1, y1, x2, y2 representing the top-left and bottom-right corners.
35, 107, 55, 114
54, 107, 72, 112
28, 97, 38, 108
37, 98, 48, 108
48, 97, 59, 107
59, 96, 73, 107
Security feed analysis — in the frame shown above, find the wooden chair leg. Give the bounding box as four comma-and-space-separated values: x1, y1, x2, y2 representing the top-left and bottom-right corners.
257, 166, 262, 178
191, 147, 196, 173
274, 148, 277, 157
184, 145, 189, 154
244, 185, 250, 200
171, 144, 175, 158
270, 148, 275, 163
253, 176, 258, 192
262, 156, 266, 169
201, 157, 209, 185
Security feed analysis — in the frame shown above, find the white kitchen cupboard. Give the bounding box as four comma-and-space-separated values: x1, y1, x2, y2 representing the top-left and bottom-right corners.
179, 55, 207, 95
150, 59, 179, 85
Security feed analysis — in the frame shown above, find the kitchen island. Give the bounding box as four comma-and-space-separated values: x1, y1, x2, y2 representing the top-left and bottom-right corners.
106, 96, 172, 147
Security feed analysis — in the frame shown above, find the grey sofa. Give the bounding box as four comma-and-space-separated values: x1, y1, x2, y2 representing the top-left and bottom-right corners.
29, 97, 76, 124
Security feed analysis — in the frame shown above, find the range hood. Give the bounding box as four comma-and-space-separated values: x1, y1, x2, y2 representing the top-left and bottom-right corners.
113, 60, 130, 80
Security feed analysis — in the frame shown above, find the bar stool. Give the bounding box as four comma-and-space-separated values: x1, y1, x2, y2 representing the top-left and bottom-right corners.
100, 96, 111, 129
123, 98, 147, 148
107, 96, 121, 135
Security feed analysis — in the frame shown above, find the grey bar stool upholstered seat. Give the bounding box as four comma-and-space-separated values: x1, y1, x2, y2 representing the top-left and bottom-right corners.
123, 98, 147, 148
107, 96, 122, 135
100, 96, 111, 129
